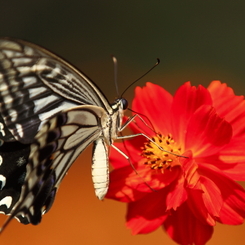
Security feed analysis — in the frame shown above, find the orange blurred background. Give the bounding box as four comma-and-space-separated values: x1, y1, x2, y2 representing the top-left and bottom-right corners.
0, 149, 245, 245
1, 1, 245, 244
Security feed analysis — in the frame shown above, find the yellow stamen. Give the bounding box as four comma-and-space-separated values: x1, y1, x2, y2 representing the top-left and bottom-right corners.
141, 133, 181, 172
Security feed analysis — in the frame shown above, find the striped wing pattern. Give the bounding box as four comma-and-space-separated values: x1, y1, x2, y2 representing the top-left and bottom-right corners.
8, 106, 105, 225
0, 38, 112, 144
0, 38, 122, 228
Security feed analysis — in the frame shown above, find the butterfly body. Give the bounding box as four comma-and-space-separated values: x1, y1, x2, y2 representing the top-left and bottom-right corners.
0, 37, 126, 227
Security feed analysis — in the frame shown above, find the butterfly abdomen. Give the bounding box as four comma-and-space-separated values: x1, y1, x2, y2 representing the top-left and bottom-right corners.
92, 138, 109, 200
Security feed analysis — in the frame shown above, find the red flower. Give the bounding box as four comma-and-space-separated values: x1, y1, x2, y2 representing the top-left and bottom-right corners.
106, 81, 245, 245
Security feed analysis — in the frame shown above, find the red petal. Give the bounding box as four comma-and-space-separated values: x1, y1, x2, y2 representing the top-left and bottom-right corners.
106, 163, 145, 202
208, 81, 245, 137
164, 202, 213, 245
126, 188, 168, 234
199, 176, 223, 217
181, 152, 200, 188
167, 152, 198, 210
106, 159, 181, 202
166, 174, 188, 210
199, 165, 245, 224
110, 141, 142, 169
218, 202, 245, 225
132, 82, 173, 136
185, 105, 232, 157
122, 115, 155, 144
201, 137, 245, 181
109, 143, 129, 169
187, 187, 216, 226
127, 214, 167, 235
171, 82, 212, 144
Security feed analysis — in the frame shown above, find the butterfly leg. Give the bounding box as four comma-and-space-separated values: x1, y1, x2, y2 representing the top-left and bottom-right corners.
110, 144, 156, 192
118, 115, 186, 158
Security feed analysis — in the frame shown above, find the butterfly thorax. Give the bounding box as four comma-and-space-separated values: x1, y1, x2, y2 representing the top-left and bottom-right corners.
103, 98, 127, 145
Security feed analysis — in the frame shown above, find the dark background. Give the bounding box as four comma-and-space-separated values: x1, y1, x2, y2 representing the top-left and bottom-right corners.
0, 1, 245, 244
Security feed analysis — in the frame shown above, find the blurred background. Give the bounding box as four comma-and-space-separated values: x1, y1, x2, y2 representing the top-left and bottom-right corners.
0, 1, 245, 244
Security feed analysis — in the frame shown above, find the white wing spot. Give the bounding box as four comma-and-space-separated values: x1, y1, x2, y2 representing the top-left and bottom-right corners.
12, 57, 33, 66
0, 196, 12, 209
37, 100, 77, 123
0, 175, 6, 189
29, 206, 34, 216
0, 80, 7, 91
3, 94, 13, 104
29, 87, 47, 99
0, 155, 2, 166
0, 123, 5, 136
22, 76, 38, 87
9, 109, 18, 122
1, 58, 11, 69
24, 46, 35, 56
33, 94, 59, 114
3, 50, 20, 58
16, 123, 24, 138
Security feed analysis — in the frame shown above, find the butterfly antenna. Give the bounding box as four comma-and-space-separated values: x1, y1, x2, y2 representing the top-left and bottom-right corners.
121, 58, 160, 97
111, 55, 119, 97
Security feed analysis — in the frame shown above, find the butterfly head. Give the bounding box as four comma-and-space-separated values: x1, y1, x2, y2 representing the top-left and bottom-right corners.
111, 98, 128, 112
108, 98, 128, 141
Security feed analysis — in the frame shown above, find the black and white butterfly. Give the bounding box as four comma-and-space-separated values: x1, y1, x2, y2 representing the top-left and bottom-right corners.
0, 37, 132, 229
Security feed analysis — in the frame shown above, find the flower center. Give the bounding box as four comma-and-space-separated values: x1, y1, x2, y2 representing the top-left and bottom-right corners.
142, 133, 181, 172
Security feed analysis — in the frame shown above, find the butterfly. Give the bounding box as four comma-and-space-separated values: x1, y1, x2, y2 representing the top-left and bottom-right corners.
0, 37, 130, 229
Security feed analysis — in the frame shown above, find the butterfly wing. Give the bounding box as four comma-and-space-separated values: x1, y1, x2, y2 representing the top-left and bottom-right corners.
0, 140, 30, 224
0, 105, 107, 227
0, 38, 114, 226
0, 37, 112, 144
